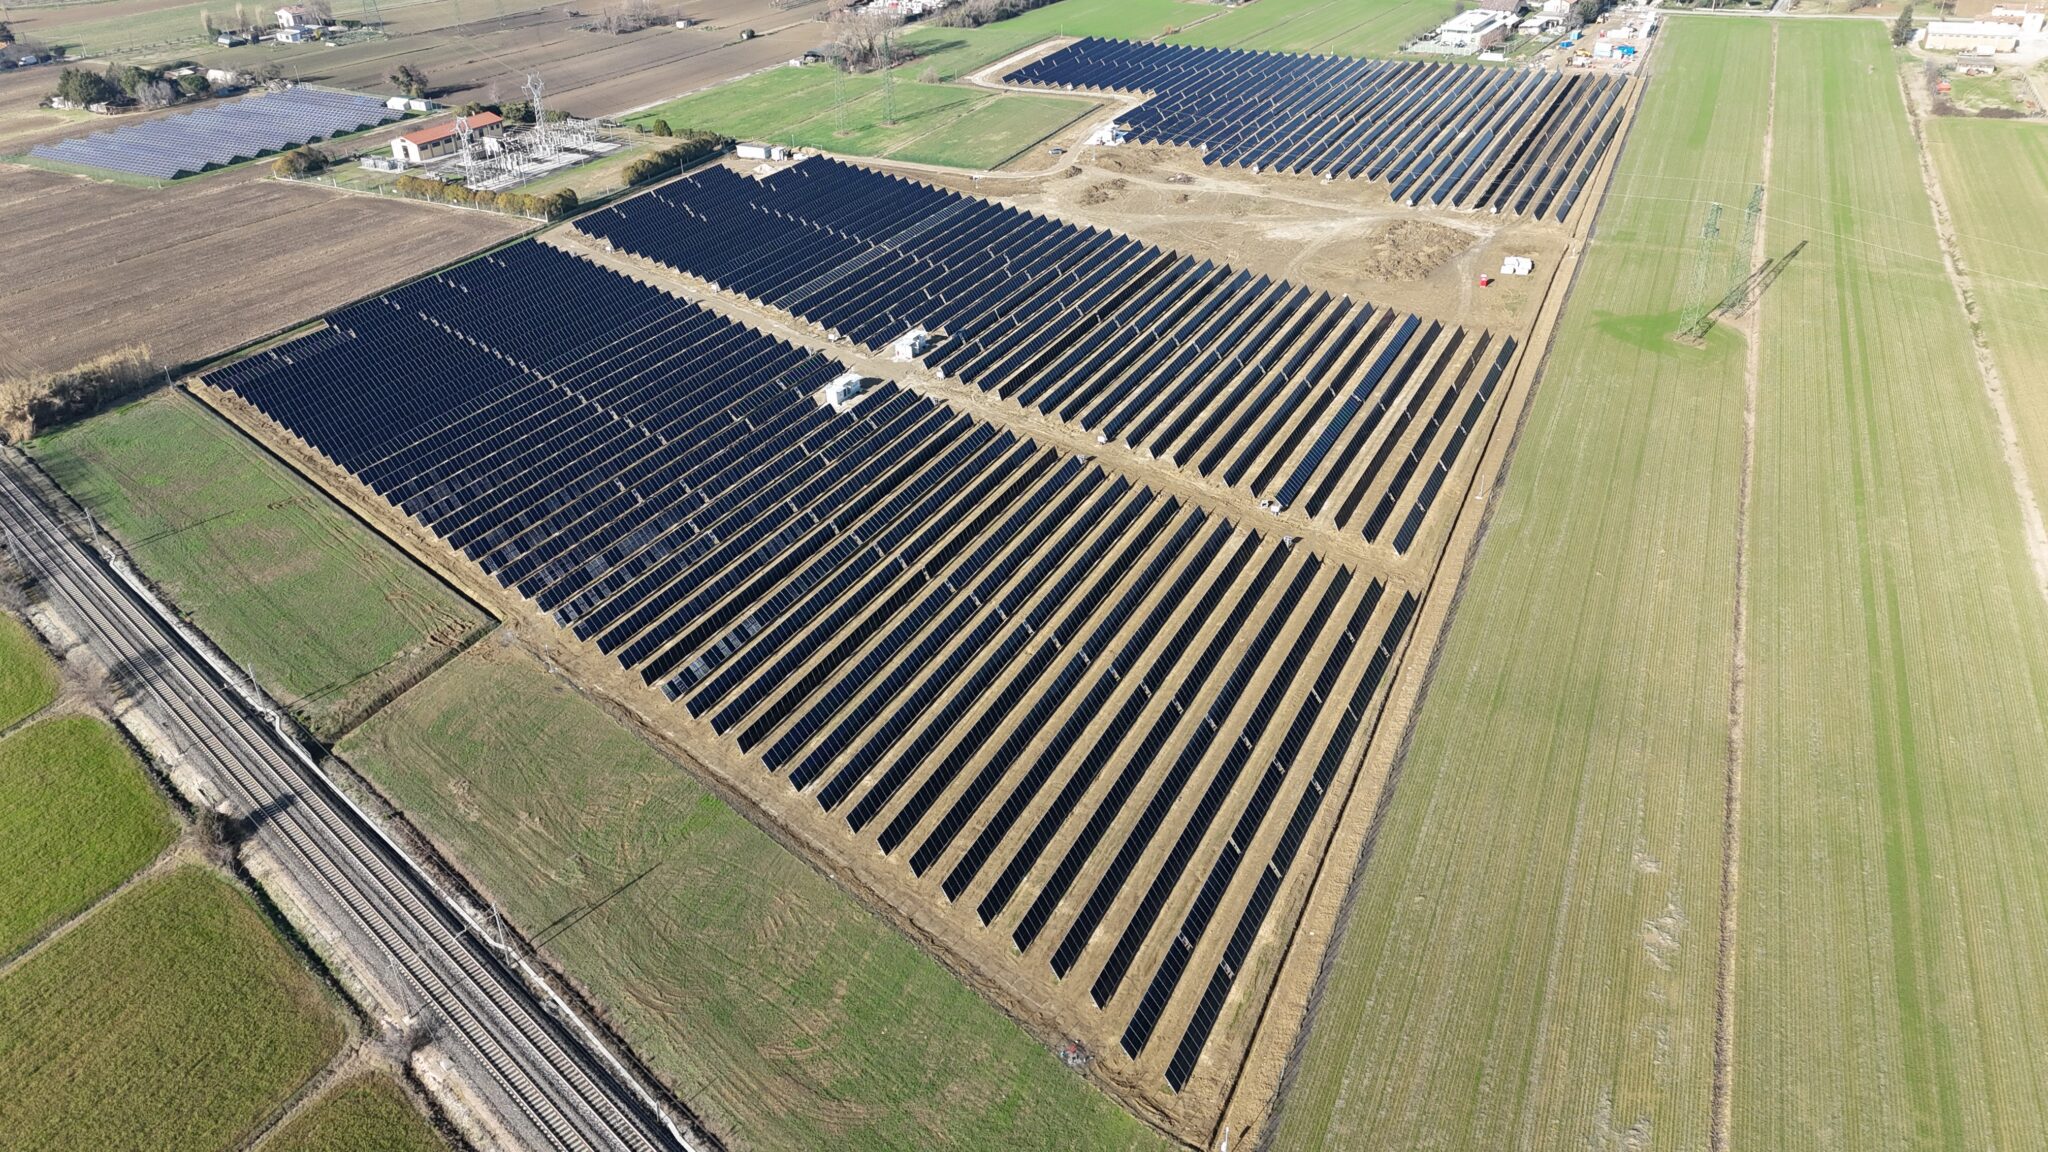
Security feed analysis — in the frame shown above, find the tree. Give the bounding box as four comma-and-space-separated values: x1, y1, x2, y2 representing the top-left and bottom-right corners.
272, 145, 328, 176
388, 62, 430, 98
828, 6, 902, 72
651, 118, 672, 136
1893, 3, 1917, 44
53, 67, 119, 108
136, 79, 177, 109
109, 64, 155, 96
178, 72, 212, 99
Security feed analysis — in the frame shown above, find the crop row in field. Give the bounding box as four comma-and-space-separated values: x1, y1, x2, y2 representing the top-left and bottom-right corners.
339, 640, 1169, 1152
1925, 118, 2048, 517
29, 391, 488, 741
0, 714, 178, 959
1270, 15, 1765, 1150
1738, 20, 2048, 1149
0, 867, 346, 1152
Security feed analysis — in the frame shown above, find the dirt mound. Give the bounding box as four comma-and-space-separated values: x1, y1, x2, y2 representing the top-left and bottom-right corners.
1358, 219, 1472, 281
1080, 177, 1130, 206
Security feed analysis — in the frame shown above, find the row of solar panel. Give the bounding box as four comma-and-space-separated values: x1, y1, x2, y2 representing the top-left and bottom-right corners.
577, 158, 1509, 547
1003, 38, 1627, 222
30, 86, 398, 180
213, 237, 1421, 1089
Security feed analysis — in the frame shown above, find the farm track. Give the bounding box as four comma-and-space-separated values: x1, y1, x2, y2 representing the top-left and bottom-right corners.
0, 450, 704, 1152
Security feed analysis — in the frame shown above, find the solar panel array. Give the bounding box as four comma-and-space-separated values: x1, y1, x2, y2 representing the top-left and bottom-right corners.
209, 237, 1425, 1095
1004, 39, 1628, 221
577, 157, 1515, 551
30, 86, 398, 180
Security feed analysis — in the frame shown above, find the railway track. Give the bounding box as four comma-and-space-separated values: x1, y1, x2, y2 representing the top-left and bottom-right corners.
0, 450, 703, 1152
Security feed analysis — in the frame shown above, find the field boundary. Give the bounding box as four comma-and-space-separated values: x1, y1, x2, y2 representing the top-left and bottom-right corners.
1711, 25, 1776, 1152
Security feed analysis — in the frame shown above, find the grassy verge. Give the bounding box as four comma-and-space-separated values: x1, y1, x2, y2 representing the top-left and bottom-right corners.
0, 613, 59, 731
0, 866, 346, 1152
338, 641, 1168, 1152
1269, 16, 1768, 1149
0, 715, 178, 959
260, 1073, 447, 1152
1736, 20, 2048, 1148
27, 391, 488, 741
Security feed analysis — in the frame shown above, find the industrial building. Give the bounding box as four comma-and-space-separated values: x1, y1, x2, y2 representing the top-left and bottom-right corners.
391, 111, 502, 165
1432, 9, 1515, 55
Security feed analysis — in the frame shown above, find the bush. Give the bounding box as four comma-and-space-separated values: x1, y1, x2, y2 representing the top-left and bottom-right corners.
271, 145, 328, 177
176, 73, 211, 99
652, 118, 672, 136
0, 346, 157, 442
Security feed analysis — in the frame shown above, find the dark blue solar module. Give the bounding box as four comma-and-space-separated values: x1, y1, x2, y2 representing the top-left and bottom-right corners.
30, 86, 399, 180
576, 157, 1515, 547
1002, 39, 1628, 221
212, 232, 1435, 1096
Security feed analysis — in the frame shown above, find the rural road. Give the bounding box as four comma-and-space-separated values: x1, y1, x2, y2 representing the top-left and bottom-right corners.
0, 449, 707, 1152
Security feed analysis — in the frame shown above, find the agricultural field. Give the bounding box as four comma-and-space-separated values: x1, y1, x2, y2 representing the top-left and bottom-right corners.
29, 391, 488, 741
0, 866, 346, 1152
338, 640, 1167, 1152
1926, 118, 2048, 514
0, 714, 177, 959
1738, 19, 2048, 1150
1165, 0, 1458, 56
5, 0, 826, 117
0, 165, 524, 380
260, 1073, 448, 1152
625, 65, 1097, 169
0, 612, 59, 730
1269, 15, 1763, 1149
1274, 14, 2048, 1152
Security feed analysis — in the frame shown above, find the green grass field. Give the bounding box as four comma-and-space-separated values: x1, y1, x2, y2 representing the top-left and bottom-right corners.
1737, 21, 2048, 1149
0, 613, 59, 732
1166, 0, 1456, 56
1927, 118, 2048, 516
1268, 17, 1765, 1149
898, 0, 1209, 80
627, 66, 1096, 170
0, 866, 346, 1152
0, 715, 177, 959
29, 391, 487, 741
1274, 15, 2048, 1152
261, 1073, 447, 1152
338, 642, 1167, 1152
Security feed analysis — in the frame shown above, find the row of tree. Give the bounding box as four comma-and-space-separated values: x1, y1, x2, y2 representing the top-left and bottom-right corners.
621, 130, 730, 186
51, 64, 212, 111
391, 175, 581, 219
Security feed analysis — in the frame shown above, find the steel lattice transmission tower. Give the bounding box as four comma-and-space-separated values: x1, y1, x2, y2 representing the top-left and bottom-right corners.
1678, 200, 1724, 338
525, 72, 549, 157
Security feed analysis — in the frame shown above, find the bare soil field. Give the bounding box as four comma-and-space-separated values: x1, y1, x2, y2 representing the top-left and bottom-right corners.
0, 165, 524, 379
10, 0, 834, 119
